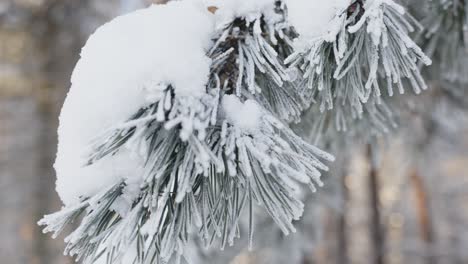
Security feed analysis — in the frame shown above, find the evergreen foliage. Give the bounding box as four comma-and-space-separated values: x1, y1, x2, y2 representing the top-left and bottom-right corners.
38, 0, 444, 263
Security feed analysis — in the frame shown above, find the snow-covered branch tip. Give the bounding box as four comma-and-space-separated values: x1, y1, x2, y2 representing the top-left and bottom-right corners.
286, 0, 432, 119
216, 96, 334, 234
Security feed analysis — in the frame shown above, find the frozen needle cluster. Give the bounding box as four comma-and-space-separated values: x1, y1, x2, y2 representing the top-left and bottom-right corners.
287, 0, 431, 136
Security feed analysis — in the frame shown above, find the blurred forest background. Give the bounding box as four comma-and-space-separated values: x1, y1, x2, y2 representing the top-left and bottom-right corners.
1, 0, 468, 264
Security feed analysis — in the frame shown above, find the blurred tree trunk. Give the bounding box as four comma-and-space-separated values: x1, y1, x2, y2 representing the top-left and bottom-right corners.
367, 144, 385, 264
410, 169, 436, 264
337, 170, 349, 264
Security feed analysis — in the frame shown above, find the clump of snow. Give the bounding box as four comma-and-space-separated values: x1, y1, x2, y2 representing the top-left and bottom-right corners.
285, 0, 350, 38
222, 95, 264, 132
56, 1, 215, 205
205, 0, 278, 25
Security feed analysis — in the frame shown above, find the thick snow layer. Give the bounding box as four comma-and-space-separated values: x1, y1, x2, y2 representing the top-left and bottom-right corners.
286, 0, 350, 38
222, 95, 263, 132
56, 1, 215, 205
205, 0, 277, 24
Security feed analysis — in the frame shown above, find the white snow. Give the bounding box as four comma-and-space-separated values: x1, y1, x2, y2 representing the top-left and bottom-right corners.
56, 0, 215, 205
205, 0, 278, 25
286, 0, 350, 38
222, 95, 263, 132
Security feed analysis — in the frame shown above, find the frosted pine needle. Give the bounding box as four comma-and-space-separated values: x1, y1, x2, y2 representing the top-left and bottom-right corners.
287, 0, 432, 115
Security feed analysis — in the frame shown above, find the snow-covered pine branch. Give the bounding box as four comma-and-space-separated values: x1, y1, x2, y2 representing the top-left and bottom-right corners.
39, 1, 333, 263
286, 0, 431, 136
37, 0, 437, 263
